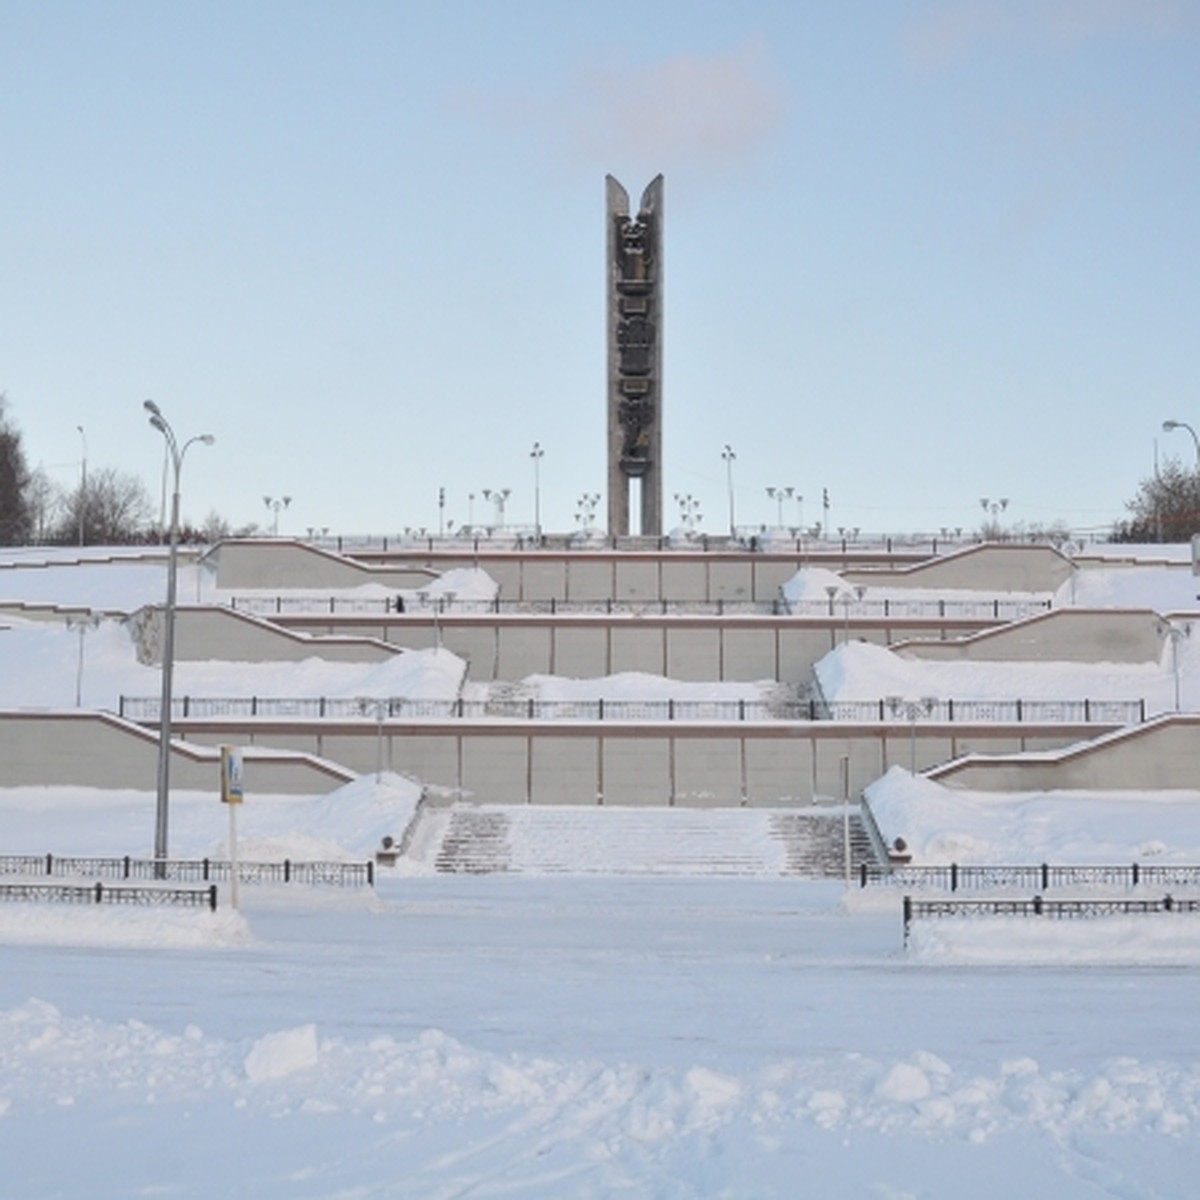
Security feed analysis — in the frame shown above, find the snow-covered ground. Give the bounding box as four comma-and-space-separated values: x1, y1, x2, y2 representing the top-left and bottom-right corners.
3, 545, 1200, 1195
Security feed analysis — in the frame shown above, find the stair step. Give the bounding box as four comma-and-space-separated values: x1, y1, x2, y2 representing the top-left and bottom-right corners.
427, 806, 883, 878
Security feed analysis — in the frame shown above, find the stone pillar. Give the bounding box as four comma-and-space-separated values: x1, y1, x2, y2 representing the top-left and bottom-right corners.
606, 174, 663, 538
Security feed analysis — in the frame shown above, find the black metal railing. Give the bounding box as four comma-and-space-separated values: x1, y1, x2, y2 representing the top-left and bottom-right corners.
116, 694, 1144, 725
902, 892, 1200, 944
227, 594, 1051, 621
826, 698, 1145, 724
0, 854, 374, 887
865, 861, 1200, 891
0, 880, 218, 911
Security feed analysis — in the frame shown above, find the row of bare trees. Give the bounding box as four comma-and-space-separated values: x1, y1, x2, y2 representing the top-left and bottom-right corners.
1, 395, 241, 546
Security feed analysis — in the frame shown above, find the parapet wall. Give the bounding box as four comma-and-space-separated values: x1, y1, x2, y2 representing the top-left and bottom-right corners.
129, 606, 404, 665
928, 715, 1200, 792
0, 710, 354, 794
894, 609, 1166, 665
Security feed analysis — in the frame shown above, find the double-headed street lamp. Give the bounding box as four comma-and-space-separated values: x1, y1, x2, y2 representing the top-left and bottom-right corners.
144, 400, 214, 865
1162, 420, 1200, 469
264, 495, 292, 536
765, 485, 797, 528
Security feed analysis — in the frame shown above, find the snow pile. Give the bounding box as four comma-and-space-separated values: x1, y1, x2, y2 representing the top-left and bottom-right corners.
908, 917, 1200, 965
864, 765, 1200, 864
2, 998, 1199, 1196
0, 908, 252, 949
812, 627, 1198, 713
0, 625, 467, 709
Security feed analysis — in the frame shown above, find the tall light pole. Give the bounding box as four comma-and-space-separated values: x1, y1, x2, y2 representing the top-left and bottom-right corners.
144, 400, 214, 865
264, 495, 291, 536
1162, 420, 1200, 469
75, 425, 87, 546
530, 442, 544, 540
721, 444, 736, 537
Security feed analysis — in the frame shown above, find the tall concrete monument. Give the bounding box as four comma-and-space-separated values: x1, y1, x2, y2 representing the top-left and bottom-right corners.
606, 174, 663, 538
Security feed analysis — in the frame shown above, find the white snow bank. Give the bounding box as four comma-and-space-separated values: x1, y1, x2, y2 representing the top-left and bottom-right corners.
3, 999, 1198, 1148
908, 916, 1200, 966
0, 907, 252, 949
864, 766, 1200, 864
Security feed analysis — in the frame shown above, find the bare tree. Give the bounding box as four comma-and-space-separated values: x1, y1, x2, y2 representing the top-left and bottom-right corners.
1111, 458, 1200, 543
54, 467, 153, 544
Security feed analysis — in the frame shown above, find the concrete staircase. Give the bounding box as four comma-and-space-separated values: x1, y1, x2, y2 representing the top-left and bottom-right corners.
428, 805, 878, 878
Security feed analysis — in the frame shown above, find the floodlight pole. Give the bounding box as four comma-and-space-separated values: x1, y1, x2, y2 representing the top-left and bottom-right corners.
144, 401, 214, 866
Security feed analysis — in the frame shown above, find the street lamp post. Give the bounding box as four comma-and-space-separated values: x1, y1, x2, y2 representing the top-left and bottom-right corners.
144, 401, 214, 865
765, 486, 794, 529
674, 492, 702, 537
482, 488, 511, 529
721, 445, 736, 537
530, 442, 544, 541
264, 495, 292, 536
887, 696, 938, 774
1162, 420, 1200, 469
979, 497, 1009, 539
76, 425, 87, 547
575, 492, 600, 533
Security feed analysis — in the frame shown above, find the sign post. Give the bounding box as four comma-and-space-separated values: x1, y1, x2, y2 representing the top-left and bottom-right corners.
220, 745, 244, 909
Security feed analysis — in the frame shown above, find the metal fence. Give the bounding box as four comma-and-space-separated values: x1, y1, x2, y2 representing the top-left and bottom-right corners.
864, 861, 1200, 891
902, 892, 1200, 944
826, 698, 1145, 724
0, 854, 375, 887
116, 694, 1144, 725
226, 594, 1051, 621
0, 880, 218, 911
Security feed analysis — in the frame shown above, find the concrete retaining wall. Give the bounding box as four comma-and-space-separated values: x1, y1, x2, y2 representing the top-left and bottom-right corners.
211, 540, 437, 590
131, 606, 404, 665
276, 613, 1004, 685
929, 716, 1200, 792
166, 716, 1106, 806
895, 609, 1167, 665
0, 711, 354, 794
845, 543, 1073, 594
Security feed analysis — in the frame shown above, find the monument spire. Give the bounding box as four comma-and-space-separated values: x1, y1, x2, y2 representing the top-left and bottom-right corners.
606, 174, 663, 538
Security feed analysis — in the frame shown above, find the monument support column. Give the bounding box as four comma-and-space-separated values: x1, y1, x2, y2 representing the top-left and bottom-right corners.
606, 174, 663, 538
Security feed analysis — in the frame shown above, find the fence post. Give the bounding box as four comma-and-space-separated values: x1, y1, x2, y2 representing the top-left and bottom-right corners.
1132, 861, 1140, 887
598, 697, 605, 721
950, 862, 958, 892
1041, 862, 1050, 890
94, 881, 103, 904
738, 698, 745, 721
1016, 698, 1023, 722
208, 884, 218, 911
46, 853, 53, 876
123, 855, 131, 879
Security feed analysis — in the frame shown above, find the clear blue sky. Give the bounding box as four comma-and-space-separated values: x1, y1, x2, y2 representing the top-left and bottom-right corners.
2, 1, 1197, 540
